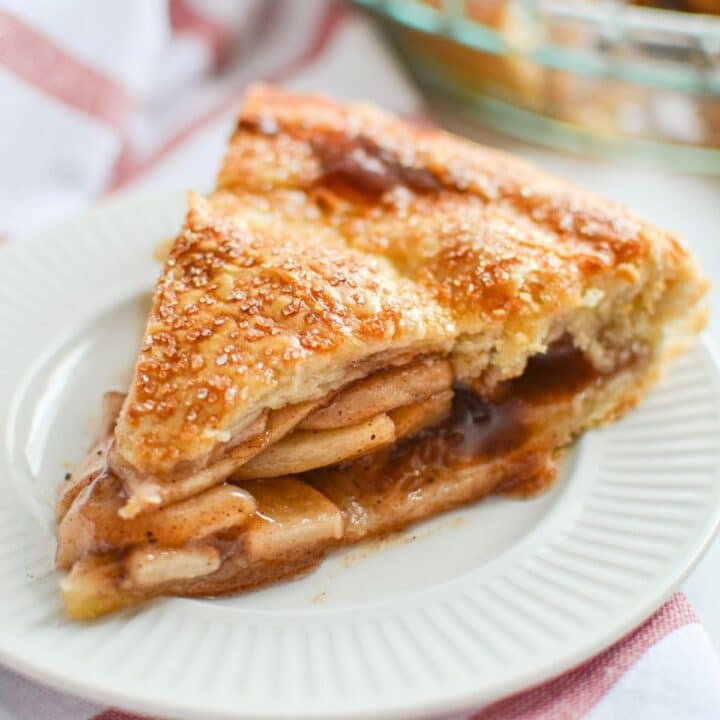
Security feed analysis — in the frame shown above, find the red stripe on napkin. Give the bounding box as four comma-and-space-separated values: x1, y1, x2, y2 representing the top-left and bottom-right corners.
472, 593, 697, 720
0, 11, 133, 134
169, 0, 233, 69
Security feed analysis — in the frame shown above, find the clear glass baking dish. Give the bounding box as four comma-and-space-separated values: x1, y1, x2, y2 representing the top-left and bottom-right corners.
355, 0, 720, 173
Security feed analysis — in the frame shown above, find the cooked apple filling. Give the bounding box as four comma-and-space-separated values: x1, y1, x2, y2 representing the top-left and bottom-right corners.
59, 339, 653, 619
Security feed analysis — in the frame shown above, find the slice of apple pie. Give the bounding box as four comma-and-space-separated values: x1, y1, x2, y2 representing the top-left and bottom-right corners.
57, 85, 707, 619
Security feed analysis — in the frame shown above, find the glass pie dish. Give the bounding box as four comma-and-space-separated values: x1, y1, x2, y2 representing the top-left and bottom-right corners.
356, 0, 720, 173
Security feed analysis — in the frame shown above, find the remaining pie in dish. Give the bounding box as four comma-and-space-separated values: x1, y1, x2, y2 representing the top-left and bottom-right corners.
56, 85, 707, 619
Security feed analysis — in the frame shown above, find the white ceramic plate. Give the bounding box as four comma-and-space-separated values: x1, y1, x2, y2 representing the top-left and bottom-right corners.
1, 190, 719, 720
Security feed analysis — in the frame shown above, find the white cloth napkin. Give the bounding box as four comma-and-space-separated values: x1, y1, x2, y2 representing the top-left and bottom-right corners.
1, 1, 719, 717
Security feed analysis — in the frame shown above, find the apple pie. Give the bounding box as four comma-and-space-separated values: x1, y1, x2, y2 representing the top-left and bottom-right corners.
56, 85, 707, 619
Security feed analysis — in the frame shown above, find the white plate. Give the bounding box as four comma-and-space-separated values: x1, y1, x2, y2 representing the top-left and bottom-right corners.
1, 190, 719, 720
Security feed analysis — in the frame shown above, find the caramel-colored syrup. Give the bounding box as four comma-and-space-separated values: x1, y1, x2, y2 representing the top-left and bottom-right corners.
332, 339, 600, 497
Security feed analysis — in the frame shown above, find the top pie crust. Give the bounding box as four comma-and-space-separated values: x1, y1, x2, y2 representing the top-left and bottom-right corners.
109, 84, 706, 508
